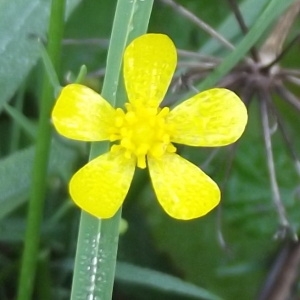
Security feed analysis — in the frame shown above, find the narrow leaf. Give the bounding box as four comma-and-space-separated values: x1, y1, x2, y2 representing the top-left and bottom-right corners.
116, 262, 223, 300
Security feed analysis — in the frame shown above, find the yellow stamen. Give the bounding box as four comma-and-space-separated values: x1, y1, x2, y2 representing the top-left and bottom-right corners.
110, 103, 176, 168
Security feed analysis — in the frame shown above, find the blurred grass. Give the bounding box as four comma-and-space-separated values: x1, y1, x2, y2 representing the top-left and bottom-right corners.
0, 0, 300, 299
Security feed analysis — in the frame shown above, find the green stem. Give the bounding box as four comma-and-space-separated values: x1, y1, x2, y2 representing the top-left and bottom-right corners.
70, 1, 154, 299
9, 84, 25, 152
36, 250, 52, 300
17, 1, 65, 299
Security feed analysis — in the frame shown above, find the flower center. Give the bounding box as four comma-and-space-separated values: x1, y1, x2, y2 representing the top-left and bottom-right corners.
109, 103, 176, 168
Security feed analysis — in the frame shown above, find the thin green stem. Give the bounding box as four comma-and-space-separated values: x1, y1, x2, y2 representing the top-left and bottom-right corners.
36, 250, 52, 300
3, 102, 36, 140
9, 84, 25, 152
17, 1, 65, 299
70, 0, 154, 299
38, 40, 61, 96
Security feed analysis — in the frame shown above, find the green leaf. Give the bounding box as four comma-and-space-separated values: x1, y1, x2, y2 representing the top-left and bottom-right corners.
0, 140, 77, 219
0, 0, 81, 109
116, 262, 223, 300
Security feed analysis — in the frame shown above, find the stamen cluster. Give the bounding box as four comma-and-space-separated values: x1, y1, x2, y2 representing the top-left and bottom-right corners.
110, 103, 176, 168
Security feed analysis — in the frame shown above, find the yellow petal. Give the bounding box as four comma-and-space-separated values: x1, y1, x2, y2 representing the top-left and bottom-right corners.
69, 150, 135, 218
52, 84, 115, 141
167, 88, 248, 146
148, 153, 220, 220
123, 34, 177, 109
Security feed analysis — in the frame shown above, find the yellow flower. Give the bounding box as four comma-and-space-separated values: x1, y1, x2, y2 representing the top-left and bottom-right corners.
52, 34, 247, 220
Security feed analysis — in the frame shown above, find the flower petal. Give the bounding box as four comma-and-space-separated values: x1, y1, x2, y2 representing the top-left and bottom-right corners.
70, 150, 135, 218
52, 84, 115, 141
148, 153, 220, 220
123, 34, 177, 109
167, 88, 248, 146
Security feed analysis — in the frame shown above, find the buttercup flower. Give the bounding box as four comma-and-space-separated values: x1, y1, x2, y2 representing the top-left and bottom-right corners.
52, 34, 247, 220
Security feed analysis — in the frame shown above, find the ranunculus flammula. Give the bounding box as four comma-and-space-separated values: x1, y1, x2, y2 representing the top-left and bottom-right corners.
52, 34, 247, 220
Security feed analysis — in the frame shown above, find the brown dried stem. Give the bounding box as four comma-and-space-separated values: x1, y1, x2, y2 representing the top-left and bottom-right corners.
259, 90, 296, 240
160, 0, 235, 51
225, 0, 259, 61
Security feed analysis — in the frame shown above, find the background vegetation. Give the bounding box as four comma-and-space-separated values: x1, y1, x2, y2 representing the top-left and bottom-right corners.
0, 0, 300, 299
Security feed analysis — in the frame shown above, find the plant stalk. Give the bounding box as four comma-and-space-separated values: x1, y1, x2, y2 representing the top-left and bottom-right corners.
70, 0, 154, 299
17, 1, 65, 299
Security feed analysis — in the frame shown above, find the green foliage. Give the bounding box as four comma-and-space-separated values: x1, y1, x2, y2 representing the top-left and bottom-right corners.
0, 140, 77, 219
116, 262, 223, 300
1, 0, 300, 299
0, 0, 80, 107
